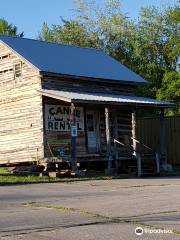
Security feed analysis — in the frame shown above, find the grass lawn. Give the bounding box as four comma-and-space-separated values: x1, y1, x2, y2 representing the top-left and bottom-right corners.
1, 166, 179, 185
0, 167, 62, 184
0, 167, 121, 185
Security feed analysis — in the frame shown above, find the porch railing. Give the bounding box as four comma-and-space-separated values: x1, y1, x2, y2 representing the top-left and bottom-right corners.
114, 138, 160, 176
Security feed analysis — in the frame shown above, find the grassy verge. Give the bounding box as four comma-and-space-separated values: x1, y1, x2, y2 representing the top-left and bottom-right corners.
0, 167, 59, 184
1, 166, 179, 185
0, 167, 130, 185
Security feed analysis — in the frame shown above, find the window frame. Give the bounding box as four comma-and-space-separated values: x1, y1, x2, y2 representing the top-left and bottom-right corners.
14, 62, 22, 79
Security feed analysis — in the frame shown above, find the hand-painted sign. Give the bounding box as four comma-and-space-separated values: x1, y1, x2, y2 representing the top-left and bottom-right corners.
45, 105, 84, 131
51, 146, 70, 157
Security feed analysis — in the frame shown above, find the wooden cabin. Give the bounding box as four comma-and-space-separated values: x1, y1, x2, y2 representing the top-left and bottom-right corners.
0, 35, 175, 175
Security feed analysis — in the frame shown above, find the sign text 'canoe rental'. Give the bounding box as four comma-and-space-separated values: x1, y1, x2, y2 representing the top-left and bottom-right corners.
45, 105, 84, 131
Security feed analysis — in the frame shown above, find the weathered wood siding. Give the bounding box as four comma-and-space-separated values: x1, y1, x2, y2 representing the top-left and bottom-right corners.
42, 75, 137, 96
137, 116, 180, 166
0, 43, 44, 164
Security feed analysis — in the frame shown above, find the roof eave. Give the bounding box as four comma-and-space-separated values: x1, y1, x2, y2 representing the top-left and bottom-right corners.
40, 89, 176, 109
71, 99, 176, 108
40, 71, 147, 86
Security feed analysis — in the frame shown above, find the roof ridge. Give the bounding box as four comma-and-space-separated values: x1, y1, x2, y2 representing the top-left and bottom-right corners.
0, 34, 102, 52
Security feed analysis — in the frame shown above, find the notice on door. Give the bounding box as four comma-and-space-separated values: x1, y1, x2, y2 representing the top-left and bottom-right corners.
45, 104, 84, 131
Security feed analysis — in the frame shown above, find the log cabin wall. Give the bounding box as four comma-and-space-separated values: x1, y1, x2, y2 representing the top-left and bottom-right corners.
0, 43, 44, 164
42, 75, 137, 96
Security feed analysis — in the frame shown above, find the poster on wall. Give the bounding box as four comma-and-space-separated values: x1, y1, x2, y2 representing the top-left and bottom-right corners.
48, 139, 70, 157
45, 105, 84, 131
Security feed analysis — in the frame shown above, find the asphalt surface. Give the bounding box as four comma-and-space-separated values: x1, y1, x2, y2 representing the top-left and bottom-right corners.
0, 177, 180, 239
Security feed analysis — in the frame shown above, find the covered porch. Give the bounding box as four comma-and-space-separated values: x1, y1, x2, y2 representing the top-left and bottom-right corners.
41, 89, 175, 176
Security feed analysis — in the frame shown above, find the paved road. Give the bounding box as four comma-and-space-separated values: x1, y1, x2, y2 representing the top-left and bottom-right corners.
0, 177, 180, 239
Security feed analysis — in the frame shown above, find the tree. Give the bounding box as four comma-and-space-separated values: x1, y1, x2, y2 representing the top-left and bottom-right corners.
38, 0, 135, 64
38, 19, 98, 48
38, 0, 179, 115
37, 22, 53, 42
73, 0, 136, 63
0, 19, 23, 37
157, 71, 180, 115
133, 5, 179, 99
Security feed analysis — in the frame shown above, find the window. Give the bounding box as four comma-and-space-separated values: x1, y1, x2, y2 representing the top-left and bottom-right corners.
0, 54, 10, 60
14, 62, 22, 78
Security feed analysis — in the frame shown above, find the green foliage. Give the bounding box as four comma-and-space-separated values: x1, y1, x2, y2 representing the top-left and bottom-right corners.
157, 71, 180, 102
135, 5, 179, 90
157, 71, 180, 115
38, 19, 98, 48
38, 0, 179, 115
0, 18, 23, 37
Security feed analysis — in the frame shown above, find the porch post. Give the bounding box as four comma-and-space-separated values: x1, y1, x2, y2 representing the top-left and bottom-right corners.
105, 107, 112, 174
160, 109, 167, 165
132, 110, 141, 177
70, 103, 77, 172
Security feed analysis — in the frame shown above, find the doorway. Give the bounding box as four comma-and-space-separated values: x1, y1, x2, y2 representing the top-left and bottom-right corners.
86, 111, 97, 152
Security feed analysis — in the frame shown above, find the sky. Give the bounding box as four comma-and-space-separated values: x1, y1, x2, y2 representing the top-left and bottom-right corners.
0, 0, 177, 39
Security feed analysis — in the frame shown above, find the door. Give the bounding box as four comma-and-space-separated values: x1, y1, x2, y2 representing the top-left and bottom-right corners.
86, 111, 97, 152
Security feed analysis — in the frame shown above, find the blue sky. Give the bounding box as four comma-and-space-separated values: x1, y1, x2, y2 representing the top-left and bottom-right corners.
0, 0, 177, 39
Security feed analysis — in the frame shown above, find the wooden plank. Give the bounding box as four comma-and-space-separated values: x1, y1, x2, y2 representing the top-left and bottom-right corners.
70, 103, 77, 171
83, 106, 88, 152
132, 111, 137, 153
137, 116, 180, 166
105, 107, 112, 173
160, 110, 167, 164
132, 110, 141, 176
42, 75, 136, 96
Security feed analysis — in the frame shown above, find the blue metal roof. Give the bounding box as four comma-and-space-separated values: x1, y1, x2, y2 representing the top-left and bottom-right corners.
0, 35, 147, 84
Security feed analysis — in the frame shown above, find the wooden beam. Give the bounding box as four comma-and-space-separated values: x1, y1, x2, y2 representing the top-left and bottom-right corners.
155, 153, 160, 174
132, 110, 141, 176
83, 106, 88, 153
132, 110, 137, 153
70, 103, 77, 172
160, 109, 167, 165
113, 111, 119, 170
136, 153, 142, 177
105, 107, 112, 173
